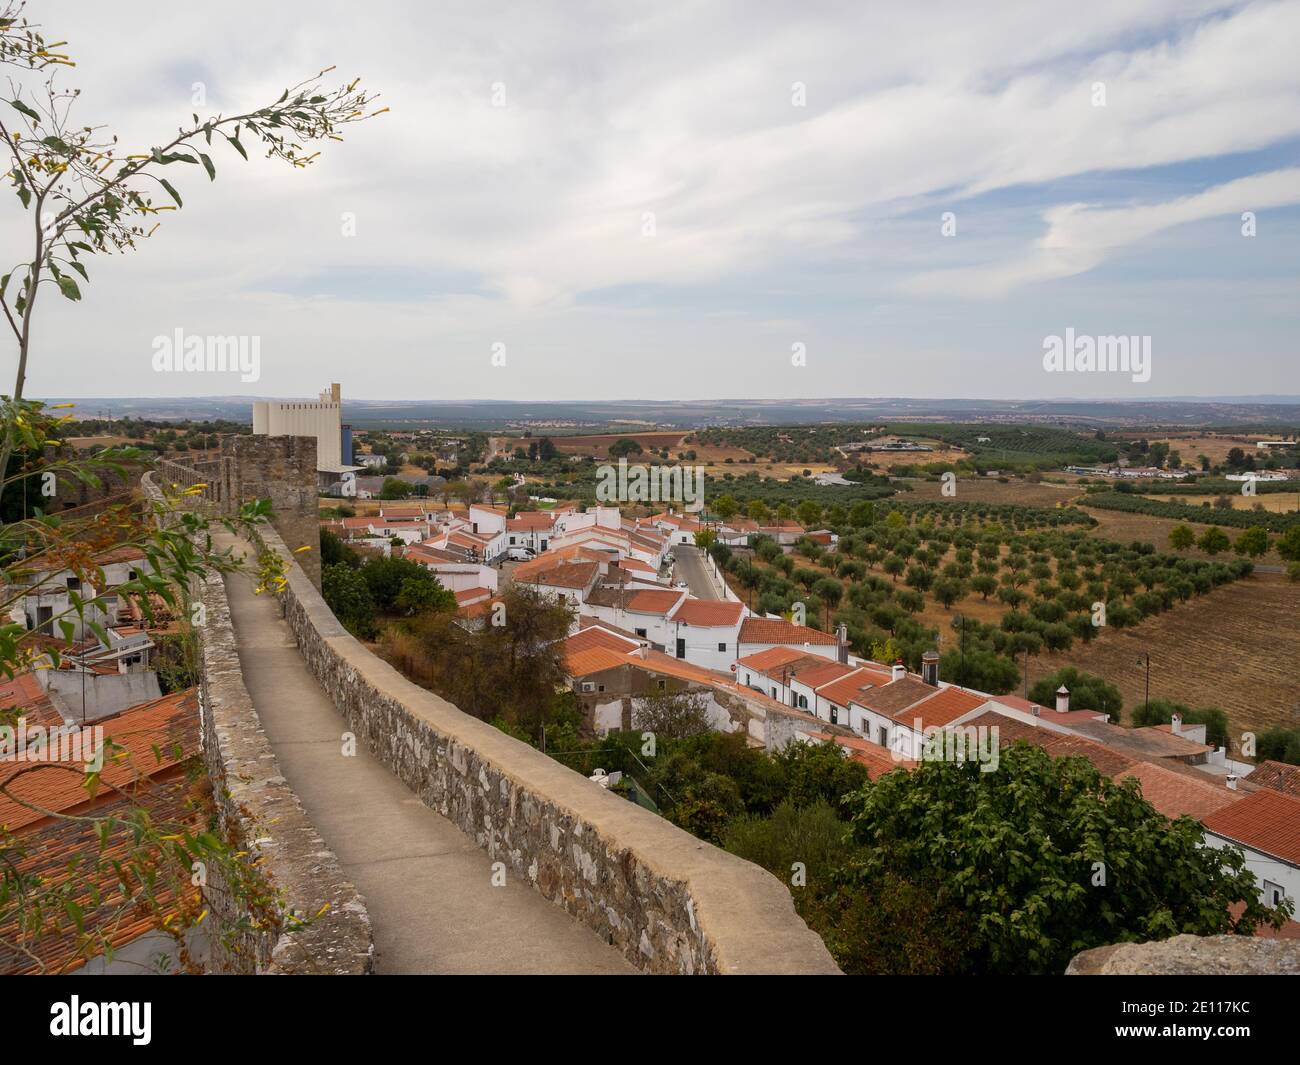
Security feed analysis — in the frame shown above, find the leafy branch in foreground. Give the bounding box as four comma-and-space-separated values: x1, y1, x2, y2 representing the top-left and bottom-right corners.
0, 0, 384, 479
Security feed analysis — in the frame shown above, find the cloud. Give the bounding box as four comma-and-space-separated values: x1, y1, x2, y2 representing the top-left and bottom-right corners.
903, 167, 1300, 297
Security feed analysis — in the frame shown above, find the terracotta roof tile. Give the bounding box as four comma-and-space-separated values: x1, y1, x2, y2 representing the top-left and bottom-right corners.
896, 686, 989, 729
1114, 761, 1243, 821
1245, 760, 1300, 799
854, 676, 936, 717
738, 618, 838, 646
1203, 789, 1300, 866
669, 599, 744, 627
0, 688, 199, 834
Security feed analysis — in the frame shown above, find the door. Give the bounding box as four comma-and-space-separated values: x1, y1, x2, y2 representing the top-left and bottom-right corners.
676, 637, 685, 659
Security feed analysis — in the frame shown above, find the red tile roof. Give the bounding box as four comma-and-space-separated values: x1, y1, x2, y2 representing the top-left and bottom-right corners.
1114, 762, 1243, 822
0, 772, 203, 974
897, 686, 989, 729
507, 511, 555, 531
738, 618, 838, 646
1245, 761, 1300, 799
735, 646, 814, 673
0, 670, 63, 730
1203, 789, 1300, 866
517, 561, 599, 590
965, 710, 1136, 776
791, 660, 857, 689
816, 668, 884, 708
669, 599, 745, 627
620, 588, 686, 615
0, 688, 199, 834
855, 677, 936, 717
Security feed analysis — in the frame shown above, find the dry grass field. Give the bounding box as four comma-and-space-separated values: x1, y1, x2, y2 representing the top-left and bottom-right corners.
1028, 572, 1300, 742
901, 477, 1079, 506
499, 431, 689, 459
1121, 431, 1274, 467
1080, 504, 1288, 566
1148, 492, 1300, 514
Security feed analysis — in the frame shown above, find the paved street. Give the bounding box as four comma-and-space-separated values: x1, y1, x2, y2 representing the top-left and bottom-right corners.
673, 544, 722, 600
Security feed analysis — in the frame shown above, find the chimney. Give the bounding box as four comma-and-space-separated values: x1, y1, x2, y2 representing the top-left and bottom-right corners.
1226, 774, 1238, 791
1031, 704, 1041, 717
921, 650, 940, 687
1170, 713, 1182, 735
891, 660, 906, 682
1055, 685, 1070, 714
637, 644, 649, 660
836, 623, 849, 665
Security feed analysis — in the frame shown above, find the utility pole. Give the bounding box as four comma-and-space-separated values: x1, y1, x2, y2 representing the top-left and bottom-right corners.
1137, 652, 1151, 710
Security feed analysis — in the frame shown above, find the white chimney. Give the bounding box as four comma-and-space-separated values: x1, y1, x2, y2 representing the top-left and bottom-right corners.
637, 644, 649, 659
1055, 685, 1070, 714
1031, 704, 1041, 717
1226, 774, 1238, 791
891, 660, 906, 682
1171, 713, 1182, 735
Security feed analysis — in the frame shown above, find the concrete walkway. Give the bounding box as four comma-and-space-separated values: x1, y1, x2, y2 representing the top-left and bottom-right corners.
218, 536, 635, 975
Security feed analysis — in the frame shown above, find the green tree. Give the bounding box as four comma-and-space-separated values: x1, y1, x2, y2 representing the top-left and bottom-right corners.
1233, 526, 1271, 558
1276, 526, 1300, 563
1168, 524, 1195, 550
394, 575, 456, 617
631, 689, 712, 741
323, 562, 378, 639
843, 745, 1288, 975
1029, 667, 1122, 717
607, 438, 644, 459
379, 477, 413, 499
1197, 526, 1230, 555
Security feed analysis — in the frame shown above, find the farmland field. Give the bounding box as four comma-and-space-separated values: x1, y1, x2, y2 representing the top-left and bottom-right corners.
901, 478, 1080, 506
1080, 503, 1290, 566
1148, 492, 1300, 514
1027, 572, 1300, 742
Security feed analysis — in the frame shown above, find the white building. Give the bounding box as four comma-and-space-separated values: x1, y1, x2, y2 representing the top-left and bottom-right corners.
253, 382, 363, 495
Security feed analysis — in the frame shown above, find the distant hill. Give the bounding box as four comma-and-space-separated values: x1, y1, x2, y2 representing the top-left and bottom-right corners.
39, 394, 1300, 430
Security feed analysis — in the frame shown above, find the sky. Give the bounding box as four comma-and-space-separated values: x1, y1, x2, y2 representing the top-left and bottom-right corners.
6, 0, 1300, 403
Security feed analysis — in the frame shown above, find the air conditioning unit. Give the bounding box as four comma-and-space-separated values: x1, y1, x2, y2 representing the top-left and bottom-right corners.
581, 682, 595, 693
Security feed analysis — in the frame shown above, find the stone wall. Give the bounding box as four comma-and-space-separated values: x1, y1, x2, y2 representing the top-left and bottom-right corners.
220, 435, 321, 588
1067, 934, 1300, 975
254, 521, 840, 975
142, 472, 373, 975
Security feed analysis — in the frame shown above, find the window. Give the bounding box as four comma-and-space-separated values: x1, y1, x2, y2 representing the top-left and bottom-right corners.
635, 628, 647, 638
597, 685, 605, 693
717, 642, 727, 652
65, 577, 81, 591
877, 725, 888, 746
830, 706, 839, 725
1264, 880, 1287, 908
657, 680, 666, 691
797, 694, 808, 709
770, 687, 777, 699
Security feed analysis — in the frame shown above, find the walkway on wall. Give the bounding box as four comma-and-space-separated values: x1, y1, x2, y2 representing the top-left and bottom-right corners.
215, 533, 634, 975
